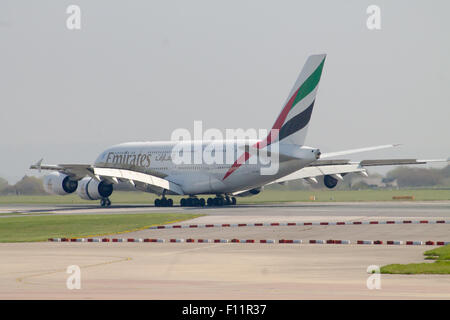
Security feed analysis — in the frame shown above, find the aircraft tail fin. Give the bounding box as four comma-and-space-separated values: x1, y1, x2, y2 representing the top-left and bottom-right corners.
266, 54, 326, 147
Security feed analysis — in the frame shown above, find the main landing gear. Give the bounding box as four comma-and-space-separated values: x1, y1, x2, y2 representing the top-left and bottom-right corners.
207, 195, 236, 207
180, 197, 205, 207
179, 195, 237, 207
154, 197, 173, 207
100, 197, 111, 207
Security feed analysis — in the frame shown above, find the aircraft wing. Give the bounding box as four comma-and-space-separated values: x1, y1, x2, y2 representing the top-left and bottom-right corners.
272, 158, 449, 185
92, 167, 184, 195
30, 160, 93, 180
271, 164, 365, 184
30, 160, 185, 195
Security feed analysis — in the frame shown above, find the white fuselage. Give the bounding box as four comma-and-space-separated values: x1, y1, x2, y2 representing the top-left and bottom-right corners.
94, 140, 319, 195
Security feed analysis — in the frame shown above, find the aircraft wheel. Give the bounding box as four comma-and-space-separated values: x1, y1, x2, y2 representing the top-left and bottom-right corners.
180, 198, 186, 207
199, 198, 205, 207
207, 198, 213, 206
155, 199, 160, 207
231, 197, 236, 205
167, 199, 173, 207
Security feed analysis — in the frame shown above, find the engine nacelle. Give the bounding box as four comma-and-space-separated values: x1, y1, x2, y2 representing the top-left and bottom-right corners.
77, 177, 113, 200
43, 172, 78, 195
323, 175, 338, 189
235, 187, 262, 197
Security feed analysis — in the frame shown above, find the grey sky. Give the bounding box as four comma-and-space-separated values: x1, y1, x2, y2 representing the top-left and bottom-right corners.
1, 0, 449, 183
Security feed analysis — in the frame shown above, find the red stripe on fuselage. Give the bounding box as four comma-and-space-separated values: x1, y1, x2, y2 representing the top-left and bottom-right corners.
223, 88, 300, 180
223, 151, 251, 180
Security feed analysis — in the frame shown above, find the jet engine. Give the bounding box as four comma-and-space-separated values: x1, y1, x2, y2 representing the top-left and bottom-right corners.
323, 175, 338, 189
43, 172, 78, 195
77, 177, 113, 200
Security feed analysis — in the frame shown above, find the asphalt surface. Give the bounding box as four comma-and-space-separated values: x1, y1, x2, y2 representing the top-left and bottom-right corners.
1, 242, 449, 299
0, 201, 449, 299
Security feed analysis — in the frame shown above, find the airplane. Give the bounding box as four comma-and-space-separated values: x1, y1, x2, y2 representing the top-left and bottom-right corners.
30, 54, 448, 207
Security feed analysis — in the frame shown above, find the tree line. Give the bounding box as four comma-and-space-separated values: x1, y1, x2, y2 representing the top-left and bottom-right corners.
0, 165, 449, 195
0, 176, 46, 195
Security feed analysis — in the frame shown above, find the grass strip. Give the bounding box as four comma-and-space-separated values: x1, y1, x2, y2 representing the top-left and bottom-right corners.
381, 245, 450, 274
0, 213, 203, 243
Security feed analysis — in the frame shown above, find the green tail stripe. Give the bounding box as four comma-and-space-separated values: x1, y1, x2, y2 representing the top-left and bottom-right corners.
291, 58, 325, 110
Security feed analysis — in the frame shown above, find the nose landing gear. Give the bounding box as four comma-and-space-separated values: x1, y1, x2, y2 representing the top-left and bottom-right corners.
100, 198, 111, 207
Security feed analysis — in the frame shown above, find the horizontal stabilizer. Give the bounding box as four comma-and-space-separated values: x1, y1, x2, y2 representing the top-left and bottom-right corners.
320, 144, 400, 159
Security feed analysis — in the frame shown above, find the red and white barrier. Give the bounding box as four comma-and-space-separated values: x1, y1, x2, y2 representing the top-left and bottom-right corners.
147, 219, 449, 230
143, 238, 165, 243
386, 240, 403, 245
406, 241, 423, 245
169, 239, 184, 243
214, 239, 229, 243
280, 239, 302, 244
48, 238, 450, 246
357, 240, 373, 245
326, 240, 351, 244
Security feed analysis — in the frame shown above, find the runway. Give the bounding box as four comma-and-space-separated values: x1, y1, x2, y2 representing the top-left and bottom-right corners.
1, 201, 450, 217
0, 201, 449, 299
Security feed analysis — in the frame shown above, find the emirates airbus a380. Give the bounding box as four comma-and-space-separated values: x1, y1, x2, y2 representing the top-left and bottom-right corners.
31, 54, 448, 207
